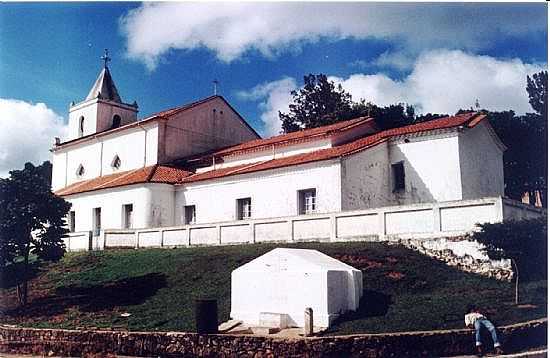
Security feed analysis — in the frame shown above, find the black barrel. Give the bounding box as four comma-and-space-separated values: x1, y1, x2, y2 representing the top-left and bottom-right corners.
195, 298, 218, 334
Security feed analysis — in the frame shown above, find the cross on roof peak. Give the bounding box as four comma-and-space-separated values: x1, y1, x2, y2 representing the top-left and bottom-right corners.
101, 48, 111, 68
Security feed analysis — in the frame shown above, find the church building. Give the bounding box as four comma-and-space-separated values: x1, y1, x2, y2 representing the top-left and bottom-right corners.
52, 58, 508, 238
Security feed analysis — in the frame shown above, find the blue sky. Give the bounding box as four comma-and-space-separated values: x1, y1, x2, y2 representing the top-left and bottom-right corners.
0, 2, 547, 176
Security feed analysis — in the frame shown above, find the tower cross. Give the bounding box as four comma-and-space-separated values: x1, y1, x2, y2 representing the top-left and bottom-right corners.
213, 79, 219, 95
101, 49, 111, 68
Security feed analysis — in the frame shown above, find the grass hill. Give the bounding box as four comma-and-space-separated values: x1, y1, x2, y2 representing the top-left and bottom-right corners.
0, 242, 546, 335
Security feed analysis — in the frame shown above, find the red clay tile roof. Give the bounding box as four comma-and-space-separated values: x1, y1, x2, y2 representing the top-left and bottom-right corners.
207, 116, 374, 158
55, 112, 485, 195
180, 112, 485, 184
55, 165, 193, 196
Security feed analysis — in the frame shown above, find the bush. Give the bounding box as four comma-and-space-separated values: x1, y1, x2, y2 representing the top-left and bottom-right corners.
471, 217, 547, 281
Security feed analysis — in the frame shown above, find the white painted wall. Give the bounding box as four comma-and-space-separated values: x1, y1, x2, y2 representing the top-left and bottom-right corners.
206, 139, 333, 172
175, 161, 342, 224
388, 132, 462, 205
459, 122, 505, 199
64, 183, 174, 232
68, 99, 137, 141
231, 248, 362, 328
51, 123, 158, 190
341, 142, 391, 210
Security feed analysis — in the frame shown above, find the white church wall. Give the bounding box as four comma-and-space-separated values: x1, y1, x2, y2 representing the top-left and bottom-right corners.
459, 122, 505, 200
68, 100, 99, 139
52, 123, 159, 190
341, 142, 392, 210
175, 161, 342, 224
64, 183, 173, 233
101, 124, 158, 175
205, 139, 333, 172
51, 151, 68, 191
388, 133, 463, 205
66, 142, 102, 186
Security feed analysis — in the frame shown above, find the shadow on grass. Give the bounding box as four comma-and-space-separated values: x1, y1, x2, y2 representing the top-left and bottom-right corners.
5, 272, 167, 318
0, 261, 42, 289
328, 289, 392, 329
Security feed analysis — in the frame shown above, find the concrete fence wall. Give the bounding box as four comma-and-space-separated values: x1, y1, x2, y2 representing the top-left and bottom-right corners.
64, 197, 545, 252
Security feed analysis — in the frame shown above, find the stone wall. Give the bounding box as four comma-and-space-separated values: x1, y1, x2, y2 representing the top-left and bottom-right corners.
397, 237, 514, 281
0, 319, 545, 357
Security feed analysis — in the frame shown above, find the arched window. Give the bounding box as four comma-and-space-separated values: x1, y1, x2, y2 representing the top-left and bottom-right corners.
111, 155, 121, 170
76, 164, 85, 178
79, 116, 85, 137
112, 114, 121, 129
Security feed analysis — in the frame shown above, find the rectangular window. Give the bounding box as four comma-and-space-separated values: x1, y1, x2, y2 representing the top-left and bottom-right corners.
184, 205, 196, 225
299, 189, 316, 215
237, 198, 252, 220
392, 161, 405, 192
93, 207, 101, 236
123, 204, 133, 229
69, 211, 75, 232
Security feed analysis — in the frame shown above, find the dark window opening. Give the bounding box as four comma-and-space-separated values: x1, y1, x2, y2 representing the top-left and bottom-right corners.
93, 207, 101, 236
76, 164, 85, 177
69, 211, 75, 232
112, 114, 121, 129
111, 155, 121, 170
79, 116, 85, 137
392, 162, 405, 192
184, 205, 196, 225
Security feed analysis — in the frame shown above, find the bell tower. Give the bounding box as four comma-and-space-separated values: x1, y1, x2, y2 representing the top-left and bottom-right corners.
68, 49, 138, 140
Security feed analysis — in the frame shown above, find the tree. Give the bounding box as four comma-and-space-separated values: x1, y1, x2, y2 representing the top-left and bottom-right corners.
280, 74, 354, 132
279, 74, 416, 133
471, 218, 547, 305
526, 71, 548, 119
0, 161, 71, 306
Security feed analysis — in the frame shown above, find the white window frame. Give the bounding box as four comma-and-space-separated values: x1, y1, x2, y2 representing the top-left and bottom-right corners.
298, 188, 317, 215
236, 198, 252, 220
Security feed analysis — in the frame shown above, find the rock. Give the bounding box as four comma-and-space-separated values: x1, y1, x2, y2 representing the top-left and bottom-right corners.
218, 320, 243, 333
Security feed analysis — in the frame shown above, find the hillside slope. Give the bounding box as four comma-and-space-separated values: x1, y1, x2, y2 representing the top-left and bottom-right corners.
0, 242, 546, 334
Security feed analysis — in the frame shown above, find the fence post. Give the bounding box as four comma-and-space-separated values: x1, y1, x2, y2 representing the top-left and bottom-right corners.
433, 205, 442, 233
330, 214, 337, 242
377, 210, 386, 241
250, 222, 256, 243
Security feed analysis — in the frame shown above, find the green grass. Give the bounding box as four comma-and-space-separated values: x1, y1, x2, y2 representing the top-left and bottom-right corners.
0, 242, 546, 334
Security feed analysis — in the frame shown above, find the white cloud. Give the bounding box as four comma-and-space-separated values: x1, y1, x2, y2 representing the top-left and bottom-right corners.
237, 77, 298, 136
0, 99, 67, 178
333, 50, 545, 114
120, 3, 545, 69
241, 50, 544, 134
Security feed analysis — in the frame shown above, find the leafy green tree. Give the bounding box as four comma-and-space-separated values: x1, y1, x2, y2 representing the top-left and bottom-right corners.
279, 74, 416, 132
0, 161, 71, 306
471, 218, 547, 305
280, 74, 354, 132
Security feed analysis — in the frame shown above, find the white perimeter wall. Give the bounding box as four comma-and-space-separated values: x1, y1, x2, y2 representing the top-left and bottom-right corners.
51, 124, 158, 190
388, 132, 462, 205
459, 122, 505, 199
64, 183, 174, 232
175, 161, 342, 224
